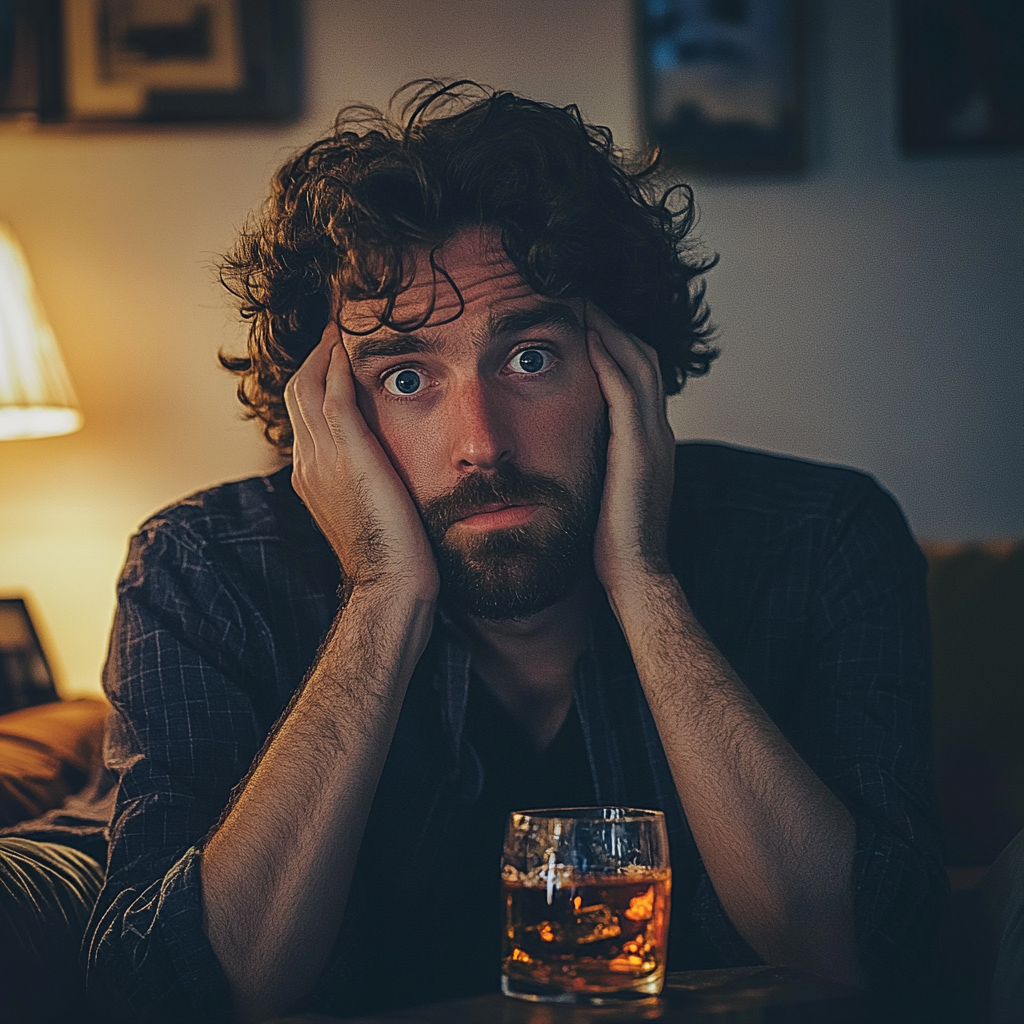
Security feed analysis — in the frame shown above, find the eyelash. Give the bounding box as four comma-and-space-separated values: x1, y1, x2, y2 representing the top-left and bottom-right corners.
378, 345, 556, 398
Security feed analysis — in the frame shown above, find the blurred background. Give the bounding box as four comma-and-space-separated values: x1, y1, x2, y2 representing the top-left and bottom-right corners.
1, 0, 1021, 698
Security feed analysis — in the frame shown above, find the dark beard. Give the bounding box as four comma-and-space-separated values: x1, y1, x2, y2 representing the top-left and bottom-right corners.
418, 425, 607, 620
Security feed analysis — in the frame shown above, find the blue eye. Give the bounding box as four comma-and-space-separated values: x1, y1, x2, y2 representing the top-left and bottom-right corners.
509, 348, 551, 374
384, 368, 422, 395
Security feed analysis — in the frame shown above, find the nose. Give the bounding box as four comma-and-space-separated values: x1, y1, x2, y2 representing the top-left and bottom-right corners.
447, 380, 512, 474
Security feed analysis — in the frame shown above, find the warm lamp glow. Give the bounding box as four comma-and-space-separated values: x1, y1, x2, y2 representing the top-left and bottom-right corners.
0, 224, 82, 441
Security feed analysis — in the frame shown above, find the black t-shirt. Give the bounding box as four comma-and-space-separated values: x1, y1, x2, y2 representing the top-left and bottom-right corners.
432, 674, 596, 996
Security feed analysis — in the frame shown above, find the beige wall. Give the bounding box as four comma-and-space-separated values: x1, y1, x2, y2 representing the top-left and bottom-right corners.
1, 1, 1021, 698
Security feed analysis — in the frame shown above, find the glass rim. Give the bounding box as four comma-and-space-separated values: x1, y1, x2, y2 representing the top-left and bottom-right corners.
507, 806, 665, 823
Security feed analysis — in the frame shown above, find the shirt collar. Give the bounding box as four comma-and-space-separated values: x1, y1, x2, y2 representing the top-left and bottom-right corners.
431, 599, 632, 805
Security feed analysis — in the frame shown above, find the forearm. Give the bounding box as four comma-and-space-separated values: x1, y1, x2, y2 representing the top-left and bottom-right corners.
609, 572, 864, 987
201, 584, 435, 1022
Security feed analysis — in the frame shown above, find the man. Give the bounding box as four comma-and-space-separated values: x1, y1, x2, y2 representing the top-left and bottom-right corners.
83, 83, 945, 1021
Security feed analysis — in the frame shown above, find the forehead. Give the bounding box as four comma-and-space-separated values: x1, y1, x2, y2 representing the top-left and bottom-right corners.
339, 227, 538, 336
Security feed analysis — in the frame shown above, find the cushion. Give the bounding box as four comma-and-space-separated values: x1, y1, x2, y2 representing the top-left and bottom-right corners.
0, 699, 108, 827
921, 540, 1024, 865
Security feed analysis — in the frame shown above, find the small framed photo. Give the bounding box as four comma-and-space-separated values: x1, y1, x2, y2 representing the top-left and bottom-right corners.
636, 0, 805, 174
0, 0, 301, 124
0, 597, 58, 715
898, 0, 1024, 155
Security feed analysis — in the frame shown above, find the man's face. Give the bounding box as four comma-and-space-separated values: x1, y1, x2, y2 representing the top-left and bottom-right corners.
340, 227, 608, 619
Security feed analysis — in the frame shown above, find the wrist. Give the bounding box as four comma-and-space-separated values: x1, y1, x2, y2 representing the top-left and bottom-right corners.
603, 557, 678, 607
605, 564, 702, 639
325, 583, 437, 693
341, 557, 439, 604
345, 575, 438, 616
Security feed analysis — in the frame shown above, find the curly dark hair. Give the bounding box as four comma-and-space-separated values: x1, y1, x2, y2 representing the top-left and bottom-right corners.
219, 80, 718, 451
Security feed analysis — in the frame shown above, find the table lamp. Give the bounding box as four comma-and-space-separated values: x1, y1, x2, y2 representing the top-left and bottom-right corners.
0, 222, 81, 707
0, 223, 82, 440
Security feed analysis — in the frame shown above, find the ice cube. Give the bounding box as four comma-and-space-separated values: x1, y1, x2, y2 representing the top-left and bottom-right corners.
567, 903, 622, 944
624, 885, 655, 922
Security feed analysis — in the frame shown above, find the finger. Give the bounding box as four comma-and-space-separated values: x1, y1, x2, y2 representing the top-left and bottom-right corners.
585, 304, 660, 367
586, 329, 642, 433
585, 304, 664, 400
283, 332, 330, 455
589, 328, 669, 442
597, 325, 663, 401
292, 320, 340, 393
287, 322, 346, 453
322, 341, 376, 446
284, 378, 316, 455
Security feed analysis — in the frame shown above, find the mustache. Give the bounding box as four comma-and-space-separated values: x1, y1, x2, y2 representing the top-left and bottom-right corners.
417, 462, 576, 538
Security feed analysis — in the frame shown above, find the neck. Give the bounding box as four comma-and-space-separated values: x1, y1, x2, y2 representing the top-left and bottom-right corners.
455, 575, 600, 751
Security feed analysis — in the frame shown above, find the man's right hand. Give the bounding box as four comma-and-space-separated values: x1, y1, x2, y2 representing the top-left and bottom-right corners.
206, 319, 440, 1023
284, 320, 440, 602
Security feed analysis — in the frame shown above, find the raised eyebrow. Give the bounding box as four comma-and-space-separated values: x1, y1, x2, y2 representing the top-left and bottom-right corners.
489, 302, 583, 338
347, 332, 435, 367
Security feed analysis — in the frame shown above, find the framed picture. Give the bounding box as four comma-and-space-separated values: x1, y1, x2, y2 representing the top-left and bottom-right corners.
0, 0, 301, 123
635, 0, 805, 174
0, 0, 62, 118
898, 0, 1024, 155
0, 597, 58, 715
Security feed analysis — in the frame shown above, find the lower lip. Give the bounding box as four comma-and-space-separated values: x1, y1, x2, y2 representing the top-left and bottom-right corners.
452, 504, 540, 531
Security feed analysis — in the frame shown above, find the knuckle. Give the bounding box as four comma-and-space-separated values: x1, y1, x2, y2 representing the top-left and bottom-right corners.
322, 402, 346, 431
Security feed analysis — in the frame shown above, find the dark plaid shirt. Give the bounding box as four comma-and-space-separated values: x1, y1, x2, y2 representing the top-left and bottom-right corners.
83, 443, 947, 1021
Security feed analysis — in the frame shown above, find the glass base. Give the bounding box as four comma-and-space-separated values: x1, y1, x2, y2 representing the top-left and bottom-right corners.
501, 974, 662, 1005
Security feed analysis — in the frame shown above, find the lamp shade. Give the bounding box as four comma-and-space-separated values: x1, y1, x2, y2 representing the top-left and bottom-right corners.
0, 224, 83, 440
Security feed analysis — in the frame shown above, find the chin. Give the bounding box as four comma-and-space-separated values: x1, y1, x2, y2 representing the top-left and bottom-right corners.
439, 543, 582, 621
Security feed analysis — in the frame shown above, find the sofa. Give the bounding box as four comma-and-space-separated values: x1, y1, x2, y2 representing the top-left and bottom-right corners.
0, 540, 1020, 1021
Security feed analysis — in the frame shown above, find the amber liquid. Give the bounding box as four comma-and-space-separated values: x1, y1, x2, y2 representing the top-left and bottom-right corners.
502, 871, 671, 1000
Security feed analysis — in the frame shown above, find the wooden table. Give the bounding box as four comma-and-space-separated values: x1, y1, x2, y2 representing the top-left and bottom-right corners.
271, 966, 869, 1022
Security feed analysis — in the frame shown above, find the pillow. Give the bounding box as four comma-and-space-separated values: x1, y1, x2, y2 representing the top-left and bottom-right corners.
0, 699, 108, 827
921, 540, 1024, 865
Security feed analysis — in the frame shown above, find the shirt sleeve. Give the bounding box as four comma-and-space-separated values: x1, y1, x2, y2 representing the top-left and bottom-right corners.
84, 518, 271, 1023
800, 472, 947, 992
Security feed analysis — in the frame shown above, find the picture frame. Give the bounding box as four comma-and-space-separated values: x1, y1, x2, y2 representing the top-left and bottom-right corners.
0, 0, 301, 124
635, 0, 805, 175
0, 597, 58, 715
0, 0, 63, 119
898, 0, 1024, 155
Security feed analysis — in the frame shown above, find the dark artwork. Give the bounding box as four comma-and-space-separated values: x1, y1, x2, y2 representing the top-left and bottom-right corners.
0, 598, 58, 715
899, 0, 1024, 154
0, 0, 301, 123
0, 0, 62, 119
118, 6, 214, 61
636, 0, 805, 174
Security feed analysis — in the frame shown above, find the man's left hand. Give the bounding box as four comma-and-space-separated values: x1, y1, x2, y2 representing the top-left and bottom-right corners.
585, 305, 677, 596
586, 307, 864, 989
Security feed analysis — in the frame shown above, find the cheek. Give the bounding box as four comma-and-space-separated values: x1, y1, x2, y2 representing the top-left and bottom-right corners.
355, 387, 442, 496
526, 371, 606, 466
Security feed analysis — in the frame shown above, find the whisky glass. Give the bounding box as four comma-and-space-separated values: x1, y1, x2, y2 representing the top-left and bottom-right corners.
501, 807, 671, 1004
